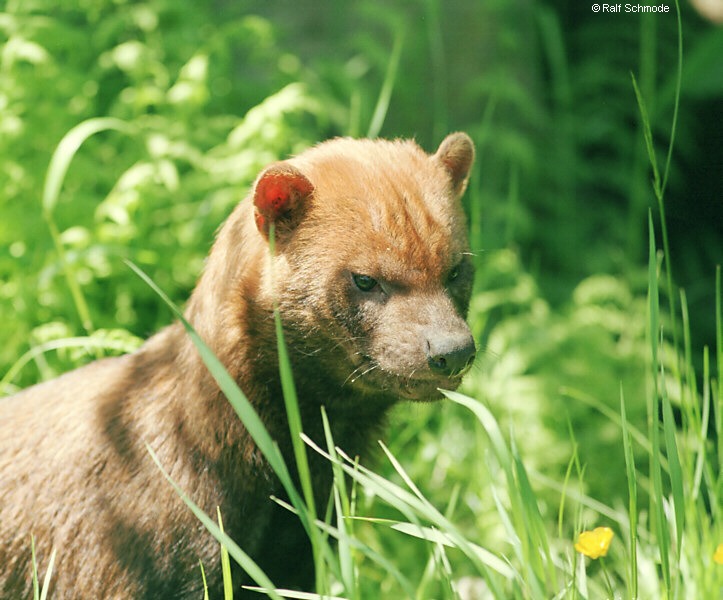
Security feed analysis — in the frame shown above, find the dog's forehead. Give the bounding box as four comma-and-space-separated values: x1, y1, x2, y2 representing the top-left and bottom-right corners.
310, 189, 466, 286
295, 139, 468, 280
294, 137, 451, 205
372, 196, 464, 281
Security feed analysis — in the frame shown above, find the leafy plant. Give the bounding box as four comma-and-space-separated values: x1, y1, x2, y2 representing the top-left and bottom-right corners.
2, 0, 721, 598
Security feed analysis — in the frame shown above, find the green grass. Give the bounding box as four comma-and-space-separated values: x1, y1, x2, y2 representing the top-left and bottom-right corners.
162, 2, 720, 595
42, 118, 136, 338
30, 536, 55, 600
10, 1, 722, 597
124, 200, 721, 599
24, 102, 723, 600
312, 253, 719, 599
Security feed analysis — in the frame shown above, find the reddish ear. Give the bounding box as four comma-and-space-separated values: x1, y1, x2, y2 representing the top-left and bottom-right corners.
434, 132, 475, 195
253, 164, 314, 239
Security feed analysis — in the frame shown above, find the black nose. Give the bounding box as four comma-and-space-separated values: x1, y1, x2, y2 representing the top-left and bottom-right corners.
426, 333, 476, 377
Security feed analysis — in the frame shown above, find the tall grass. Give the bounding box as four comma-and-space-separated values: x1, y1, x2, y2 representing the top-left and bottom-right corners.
42, 118, 135, 337
131, 104, 721, 599
142, 233, 719, 598
25, 113, 721, 600
20, 1, 722, 597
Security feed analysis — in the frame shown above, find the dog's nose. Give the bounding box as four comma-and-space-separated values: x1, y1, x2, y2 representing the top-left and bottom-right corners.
426, 333, 476, 377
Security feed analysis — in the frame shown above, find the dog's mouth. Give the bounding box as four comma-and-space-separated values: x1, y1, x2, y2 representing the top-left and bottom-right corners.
397, 376, 463, 401
344, 356, 465, 402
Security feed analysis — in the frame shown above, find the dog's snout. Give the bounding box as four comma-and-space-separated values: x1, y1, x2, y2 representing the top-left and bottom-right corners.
426, 332, 476, 377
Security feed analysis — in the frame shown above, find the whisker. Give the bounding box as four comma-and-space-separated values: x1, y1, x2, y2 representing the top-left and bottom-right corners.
346, 362, 381, 385
359, 364, 379, 378
343, 364, 366, 386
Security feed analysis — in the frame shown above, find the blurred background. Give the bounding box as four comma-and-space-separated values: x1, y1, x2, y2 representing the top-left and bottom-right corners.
0, 0, 721, 592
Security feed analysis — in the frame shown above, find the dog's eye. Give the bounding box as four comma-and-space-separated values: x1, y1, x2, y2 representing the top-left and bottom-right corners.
447, 266, 460, 283
353, 274, 378, 292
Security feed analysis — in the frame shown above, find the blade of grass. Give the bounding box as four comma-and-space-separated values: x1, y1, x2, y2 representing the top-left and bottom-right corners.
31, 536, 39, 600
267, 224, 327, 593
217, 508, 233, 600
268, 225, 317, 521
468, 95, 497, 252
388, 523, 515, 580
1, 336, 142, 392
660, 360, 685, 561
660, 0, 682, 197
320, 409, 355, 597
630, 75, 661, 198
380, 440, 524, 594
575, 553, 588, 600
367, 28, 405, 139
38, 549, 56, 600
691, 347, 710, 501
199, 561, 210, 600
442, 391, 562, 597
443, 390, 548, 595
242, 588, 347, 600
620, 384, 638, 599
646, 212, 672, 597
42, 118, 134, 215
557, 418, 582, 540
423, 0, 448, 141
679, 290, 699, 425
560, 388, 656, 462
416, 544, 441, 600
362, 449, 455, 562
511, 435, 557, 593
146, 444, 283, 600
432, 538, 456, 599
30, 535, 56, 600
442, 391, 514, 485
43, 118, 134, 335
632, 0, 685, 378
273, 499, 418, 599
489, 484, 531, 593
716, 266, 722, 472
303, 432, 510, 596
379, 441, 436, 510
528, 471, 624, 525
126, 260, 308, 532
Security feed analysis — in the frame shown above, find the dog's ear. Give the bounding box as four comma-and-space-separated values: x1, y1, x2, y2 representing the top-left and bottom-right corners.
253, 163, 315, 242
434, 132, 475, 196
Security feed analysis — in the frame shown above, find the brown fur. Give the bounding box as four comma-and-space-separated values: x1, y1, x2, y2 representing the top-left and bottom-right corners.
0, 133, 476, 599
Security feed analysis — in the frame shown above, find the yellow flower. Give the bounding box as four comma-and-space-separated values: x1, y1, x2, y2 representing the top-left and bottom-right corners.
575, 526, 614, 559
714, 543, 723, 565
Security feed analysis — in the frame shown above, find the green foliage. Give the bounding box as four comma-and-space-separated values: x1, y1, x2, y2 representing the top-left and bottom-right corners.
0, 0, 334, 390
2, 0, 722, 598
465, 252, 652, 502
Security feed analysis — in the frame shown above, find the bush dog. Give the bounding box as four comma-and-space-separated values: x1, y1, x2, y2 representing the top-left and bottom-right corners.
0, 133, 477, 598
